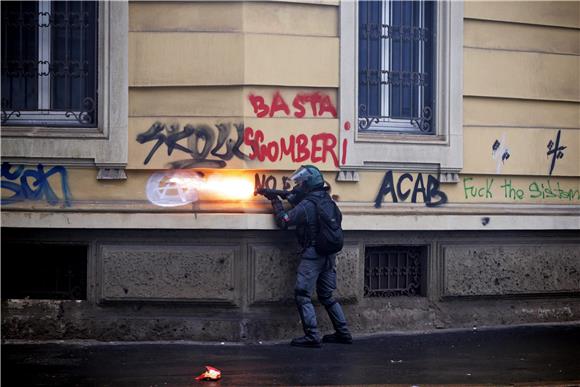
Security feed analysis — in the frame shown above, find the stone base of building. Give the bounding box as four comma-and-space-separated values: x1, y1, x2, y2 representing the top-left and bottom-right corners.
2, 228, 579, 341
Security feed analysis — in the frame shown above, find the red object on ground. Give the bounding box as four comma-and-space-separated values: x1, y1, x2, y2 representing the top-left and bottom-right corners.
195, 365, 222, 381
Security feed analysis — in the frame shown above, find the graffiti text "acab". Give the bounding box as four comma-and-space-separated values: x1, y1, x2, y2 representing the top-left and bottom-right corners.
375, 170, 448, 208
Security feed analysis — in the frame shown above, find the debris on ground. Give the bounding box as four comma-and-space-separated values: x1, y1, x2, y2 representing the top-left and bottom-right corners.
195, 366, 222, 382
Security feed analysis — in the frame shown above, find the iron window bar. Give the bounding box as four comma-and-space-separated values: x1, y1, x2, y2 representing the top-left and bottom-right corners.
364, 245, 425, 297
358, 0, 436, 134
1, 1, 98, 127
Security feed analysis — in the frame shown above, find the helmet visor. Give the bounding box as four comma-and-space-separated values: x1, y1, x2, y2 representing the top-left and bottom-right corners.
289, 166, 313, 186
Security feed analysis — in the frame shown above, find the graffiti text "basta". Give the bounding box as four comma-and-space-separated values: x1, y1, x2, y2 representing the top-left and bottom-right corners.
249, 91, 337, 118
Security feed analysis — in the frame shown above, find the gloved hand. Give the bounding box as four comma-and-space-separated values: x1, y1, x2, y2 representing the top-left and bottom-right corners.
256, 188, 279, 200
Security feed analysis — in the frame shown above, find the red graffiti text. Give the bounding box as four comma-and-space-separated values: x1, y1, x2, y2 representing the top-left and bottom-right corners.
244, 127, 339, 167
248, 91, 337, 118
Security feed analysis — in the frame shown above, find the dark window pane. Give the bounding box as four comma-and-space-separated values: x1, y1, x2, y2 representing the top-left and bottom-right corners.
1, 0, 98, 127
1, 1, 39, 112
423, 0, 436, 130
358, 0, 382, 118
51, 1, 98, 121
358, 0, 436, 133
1, 243, 88, 300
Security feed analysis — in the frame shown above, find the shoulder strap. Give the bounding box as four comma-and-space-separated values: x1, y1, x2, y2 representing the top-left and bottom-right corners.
303, 196, 319, 206
302, 197, 320, 246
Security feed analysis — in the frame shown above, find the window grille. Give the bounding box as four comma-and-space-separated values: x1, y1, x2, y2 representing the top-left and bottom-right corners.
358, 0, 436, 133
1, 243, 88, 300
1, 1, 98, 127
364, 245, 427, 297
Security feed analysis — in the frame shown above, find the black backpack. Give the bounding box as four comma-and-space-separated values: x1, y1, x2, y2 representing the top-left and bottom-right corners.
305, 195, 344, 255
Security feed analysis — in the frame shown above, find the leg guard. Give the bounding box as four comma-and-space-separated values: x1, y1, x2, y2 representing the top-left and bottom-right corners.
318, 296, 350, 335
324, 301, 350, 336
295, 289, 320, 340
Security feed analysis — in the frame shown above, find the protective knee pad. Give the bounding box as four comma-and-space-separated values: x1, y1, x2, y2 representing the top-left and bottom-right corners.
317, 292, 335, 307
294, 288, 311, 306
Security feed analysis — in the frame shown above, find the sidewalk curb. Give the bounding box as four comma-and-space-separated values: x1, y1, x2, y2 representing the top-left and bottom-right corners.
3, 320, 579, 346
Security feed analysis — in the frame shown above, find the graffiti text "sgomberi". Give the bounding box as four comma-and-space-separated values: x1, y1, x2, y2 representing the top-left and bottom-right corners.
243, 127, 339, 167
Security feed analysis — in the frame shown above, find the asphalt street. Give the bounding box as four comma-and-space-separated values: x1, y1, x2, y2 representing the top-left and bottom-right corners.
2, 324, 580, 386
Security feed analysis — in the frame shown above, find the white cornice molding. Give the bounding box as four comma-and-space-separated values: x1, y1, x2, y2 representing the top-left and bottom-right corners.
3, 211, 579, 231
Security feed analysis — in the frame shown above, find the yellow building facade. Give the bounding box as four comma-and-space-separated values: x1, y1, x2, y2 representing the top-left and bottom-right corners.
2, 1, 579, 340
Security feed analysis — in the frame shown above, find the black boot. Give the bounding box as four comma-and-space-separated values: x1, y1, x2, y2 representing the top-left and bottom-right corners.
291, 335, 322, 348
295, 293, 321, 347
322, 332, 353, 344
323, 302, 352, 343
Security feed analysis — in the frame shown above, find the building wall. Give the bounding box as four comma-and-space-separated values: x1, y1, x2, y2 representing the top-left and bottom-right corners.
2, 228, 579, 341
2, 1, 578, 214
1, 1, 579, 341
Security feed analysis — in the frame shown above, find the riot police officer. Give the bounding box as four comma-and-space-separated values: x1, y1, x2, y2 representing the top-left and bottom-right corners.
267, 165, 352, 348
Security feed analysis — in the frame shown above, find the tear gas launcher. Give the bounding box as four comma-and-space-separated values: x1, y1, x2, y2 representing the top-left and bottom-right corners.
255, 188, 292, 200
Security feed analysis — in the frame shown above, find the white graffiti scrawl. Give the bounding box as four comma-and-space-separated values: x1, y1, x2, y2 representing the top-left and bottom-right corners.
146, 170, 201, 207
146, 170, 255, 207
492, 134, 510, 174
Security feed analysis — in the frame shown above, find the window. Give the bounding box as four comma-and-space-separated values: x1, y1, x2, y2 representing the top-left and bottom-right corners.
1, 1, 98, 127
1, 2, 128, 171
1, 243, 88, 300
359, 1, 436, 134
339, 0, 463, 175
364, 245, 427, 297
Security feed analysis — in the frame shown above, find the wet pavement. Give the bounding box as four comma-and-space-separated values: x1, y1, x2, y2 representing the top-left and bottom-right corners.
2, 324, 580, 386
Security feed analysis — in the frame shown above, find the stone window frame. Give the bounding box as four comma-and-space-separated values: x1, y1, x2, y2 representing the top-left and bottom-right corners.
339, 1, 463, 176
1, 1, 128, 170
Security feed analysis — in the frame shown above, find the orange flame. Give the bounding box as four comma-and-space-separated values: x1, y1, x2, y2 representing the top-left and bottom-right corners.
195, 365, 222, 381
169, 174, 254, 201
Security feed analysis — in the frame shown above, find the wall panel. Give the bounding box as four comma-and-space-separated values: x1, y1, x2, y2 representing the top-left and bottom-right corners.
442, 242, 580, 297
129, 33, 244, 86
465, 1, 580, 28
463, 127, 580, 177
129, 87, 244, 118
129, 2, 243, 32
248, 243, 360, 305
464, 48, 580, 102
244, 34, 338, 87
465, 19, 580, 55
99, 243, 239, 304
244, 2, 338, 36
464, 97, 580, 129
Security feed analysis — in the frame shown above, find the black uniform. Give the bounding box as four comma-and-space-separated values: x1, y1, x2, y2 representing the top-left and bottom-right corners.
271, 189, 350, 342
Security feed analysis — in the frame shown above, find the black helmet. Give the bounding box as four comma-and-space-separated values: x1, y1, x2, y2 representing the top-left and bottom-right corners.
289, 165, 324, 192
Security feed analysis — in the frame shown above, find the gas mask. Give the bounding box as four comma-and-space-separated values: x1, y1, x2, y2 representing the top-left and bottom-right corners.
287, 166, 316, 205
287, 184, 307, 205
